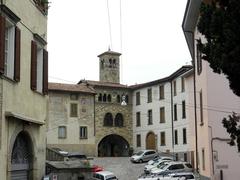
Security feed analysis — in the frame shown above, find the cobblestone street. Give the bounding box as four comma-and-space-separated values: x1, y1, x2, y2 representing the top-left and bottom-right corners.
91, 157, 146, 180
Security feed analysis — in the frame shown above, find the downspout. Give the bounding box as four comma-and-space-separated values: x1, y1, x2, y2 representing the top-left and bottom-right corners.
184, 30, 199, 172
93, 95, 96, 136
209, 125, 214, 175
170, 80, 174, 157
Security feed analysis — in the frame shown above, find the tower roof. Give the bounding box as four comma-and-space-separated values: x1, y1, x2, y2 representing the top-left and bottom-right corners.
97, 50, 121, 57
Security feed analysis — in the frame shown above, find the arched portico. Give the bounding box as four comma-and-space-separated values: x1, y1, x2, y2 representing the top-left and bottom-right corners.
98, 134, 129, 157
146, 131, 156, 150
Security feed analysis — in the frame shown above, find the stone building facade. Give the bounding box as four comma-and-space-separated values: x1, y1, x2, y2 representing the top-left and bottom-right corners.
0, 0, 48, 179
47, 83, 96, 156
48, 51, 133, 157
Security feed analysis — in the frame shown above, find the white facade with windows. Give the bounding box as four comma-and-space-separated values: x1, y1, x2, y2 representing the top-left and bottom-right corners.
183, 0, 240, 179
132, 66, 195, 163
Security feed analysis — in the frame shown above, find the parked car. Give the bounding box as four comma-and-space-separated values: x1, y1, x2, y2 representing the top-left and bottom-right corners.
144, 159, 172, 174
138, 172, 198, 180
93, 171, 118, 180
150, 161, 193, 175
130, 150, 158, 163
147, 156, 173, 165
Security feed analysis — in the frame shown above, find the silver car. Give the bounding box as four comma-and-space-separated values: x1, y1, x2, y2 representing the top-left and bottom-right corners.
130, 150, 158, 163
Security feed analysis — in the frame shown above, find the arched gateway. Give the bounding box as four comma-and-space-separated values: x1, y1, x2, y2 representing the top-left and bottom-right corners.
11, 131, 33, 180
98, 134, 129, 157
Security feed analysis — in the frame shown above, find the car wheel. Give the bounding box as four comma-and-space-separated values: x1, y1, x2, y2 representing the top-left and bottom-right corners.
139, 159, 143, 163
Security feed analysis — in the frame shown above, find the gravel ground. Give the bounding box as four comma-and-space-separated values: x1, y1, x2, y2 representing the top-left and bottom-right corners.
90, 157, 146, 180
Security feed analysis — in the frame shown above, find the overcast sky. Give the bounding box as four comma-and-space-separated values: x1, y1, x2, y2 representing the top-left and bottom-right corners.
48, 0, 191, 85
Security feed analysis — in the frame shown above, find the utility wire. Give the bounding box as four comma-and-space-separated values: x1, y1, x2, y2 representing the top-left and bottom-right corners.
107, 0, 113, 49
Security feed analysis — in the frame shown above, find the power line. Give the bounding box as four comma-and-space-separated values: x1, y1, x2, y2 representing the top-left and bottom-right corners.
106, 0, 112, 49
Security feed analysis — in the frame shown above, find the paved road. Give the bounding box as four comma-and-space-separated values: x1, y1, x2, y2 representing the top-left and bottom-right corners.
90, 157, 146, 180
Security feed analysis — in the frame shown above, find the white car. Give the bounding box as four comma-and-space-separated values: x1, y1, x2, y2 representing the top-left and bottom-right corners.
138, 172, 198, 180
150, 161, 193, 175
130, 150, 158, 163
93, 171, 118, 180
144, 159, 172, 174
147, 156, 173, 165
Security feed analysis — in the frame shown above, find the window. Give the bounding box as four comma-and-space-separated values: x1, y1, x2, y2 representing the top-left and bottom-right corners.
136, 134, 141, 147
148, 109, 153, 125
174, 130, 178, 145
159, 85, 164, 99
0, 15, 20, 81
98, 93, 102, 102
174, 104, 177, 121
70, 103, 78, 117
80, 126, 88, 139
31, 37, 48, 94
200, 90, 203, 125
125, 95, 129, 104
197, 43, 202, 75
107, 94, 111, 102
115, 113, 124, 127
182, 100, 186, 119
147, 88, 152, 103
103, 94, 107, 102
116, 95, 120, 103
183, 128, 187, 144
202, 148, 205, 170
173, 81, 177, 96
58, 126, 66, 139
104, 113, 113, 126
160, 132, 166, 146
136, 112, 141, 127
181, 77, 185, 92
175, 153, 179, 161
136, 92, 140, 105
160, 107, 165, 123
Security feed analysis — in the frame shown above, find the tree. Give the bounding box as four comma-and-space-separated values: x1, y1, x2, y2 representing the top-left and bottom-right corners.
197, 0, 240, 151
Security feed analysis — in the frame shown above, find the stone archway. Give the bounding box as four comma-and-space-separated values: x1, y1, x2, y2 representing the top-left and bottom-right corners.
10, 131, 33, 180
146, 132, 156, 150
98, 134, 129, 157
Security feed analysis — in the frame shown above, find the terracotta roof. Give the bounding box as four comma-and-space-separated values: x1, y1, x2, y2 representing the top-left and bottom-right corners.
48, 83, 96, 94
78, 80, 130, 89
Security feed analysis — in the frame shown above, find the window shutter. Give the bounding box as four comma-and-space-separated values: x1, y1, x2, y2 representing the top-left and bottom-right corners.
14, 27, 21, 81
0, 15, 6, 74
31, 40, 37, 90
43, 49, 48, 95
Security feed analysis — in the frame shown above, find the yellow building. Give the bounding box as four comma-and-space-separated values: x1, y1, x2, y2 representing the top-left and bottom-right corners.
0, 0, 48, 179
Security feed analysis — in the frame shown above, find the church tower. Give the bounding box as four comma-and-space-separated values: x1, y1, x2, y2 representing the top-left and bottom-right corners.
98, 50, 121, 83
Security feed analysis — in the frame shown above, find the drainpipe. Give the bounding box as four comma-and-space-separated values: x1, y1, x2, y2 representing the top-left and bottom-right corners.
184, 30, 199, 172
170, 80, 174, 158
93, 95, 96, 136
208, 125, 214, 176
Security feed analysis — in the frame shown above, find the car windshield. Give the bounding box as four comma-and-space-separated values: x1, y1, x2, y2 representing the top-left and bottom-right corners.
136, 151, 144, 156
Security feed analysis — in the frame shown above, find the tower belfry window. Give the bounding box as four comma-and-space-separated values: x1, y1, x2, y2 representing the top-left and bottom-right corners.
109, 59, 112, 68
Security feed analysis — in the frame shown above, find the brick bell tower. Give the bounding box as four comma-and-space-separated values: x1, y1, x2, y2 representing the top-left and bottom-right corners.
98, 49, 121, 83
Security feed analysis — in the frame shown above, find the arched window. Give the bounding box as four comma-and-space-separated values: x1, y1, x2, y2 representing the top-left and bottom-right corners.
107, 94, 111, 102
103, 94, 107, 102
104, 113, 113, 126
113, 59, 116, 67
109, 59, 112, 68
101, 59, 104, 69
98, 94, 102, 102
115, 113, 124, 127
125, 95, 129, 104
117, 95, 121, 103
